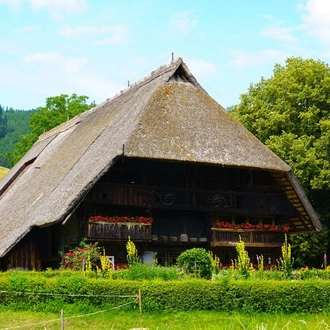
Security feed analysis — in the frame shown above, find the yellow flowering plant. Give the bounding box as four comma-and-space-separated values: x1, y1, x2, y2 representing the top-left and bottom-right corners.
235, 235, 251, 278
278, 234, 293, 279
95, 249, 113, 278
126, 236, 139, 267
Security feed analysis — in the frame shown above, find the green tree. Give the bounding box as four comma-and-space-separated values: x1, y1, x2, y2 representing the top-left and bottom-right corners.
0, 105, 8, 139
230, 57, 330, 267
7, 94, 94, 165
0, 108, 35, 167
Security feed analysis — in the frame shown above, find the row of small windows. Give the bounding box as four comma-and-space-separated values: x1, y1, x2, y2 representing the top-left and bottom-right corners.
100, 159, 273, 190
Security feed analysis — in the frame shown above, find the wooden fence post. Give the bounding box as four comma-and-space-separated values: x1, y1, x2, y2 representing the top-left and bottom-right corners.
61, 309, 64, 330
139, 289, 142, 313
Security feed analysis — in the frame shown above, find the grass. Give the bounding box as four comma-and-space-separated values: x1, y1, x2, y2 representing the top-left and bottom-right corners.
0, 166, 9, 180
1, 309, 330, 329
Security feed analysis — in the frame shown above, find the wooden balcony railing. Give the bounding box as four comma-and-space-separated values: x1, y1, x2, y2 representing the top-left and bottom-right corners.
85, 222, 152, 241
92, 182, 285, 214
211, 228, 284, 247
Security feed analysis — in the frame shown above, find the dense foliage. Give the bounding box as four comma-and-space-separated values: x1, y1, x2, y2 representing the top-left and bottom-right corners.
59, 239, 101, 271
113, 264, 179, 281
0, 108, 35, 168
230, 57, 330, 266
7, 94, 94, 166
0, 105, 8, 139
0, 239, 329, 314
2, 271, 330, 313
177, 248, 213, 280
231, 57, 330, 193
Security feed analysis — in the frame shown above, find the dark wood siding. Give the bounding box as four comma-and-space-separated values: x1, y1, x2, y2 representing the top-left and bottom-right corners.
5, 229, 42, 270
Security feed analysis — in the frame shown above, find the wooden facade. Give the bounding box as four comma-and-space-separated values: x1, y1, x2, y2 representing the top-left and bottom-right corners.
0, 157, 310, 269
64, 157, 296, 266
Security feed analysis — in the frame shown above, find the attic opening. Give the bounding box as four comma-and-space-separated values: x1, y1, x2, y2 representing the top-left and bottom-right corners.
170, 64, 196, 86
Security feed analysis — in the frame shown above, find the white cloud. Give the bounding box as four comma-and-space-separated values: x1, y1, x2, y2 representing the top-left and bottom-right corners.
302, 0, 330, 45
169, 12, 197, 36
22, 51, 87, 74
66, 74, 121, 104
58, 24, 130, 45
58, 25, 98, 37
0, 0, 86, 14
92, 30, 129, 45
263, 14, 273, 21
23, 51, 63, 64
186, 59, 217, 79
227, 49, 288, 72
0, 40, 21, 55
261, 27, 297, 42
0, 62, 120, 108
1, 51, 121, 108
13, 25, 40, 34
30, 0, 86, 13
0, 0, 21, 10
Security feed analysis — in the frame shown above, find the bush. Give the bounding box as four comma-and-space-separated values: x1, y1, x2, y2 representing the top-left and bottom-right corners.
177, 248, 213, 280
113, 264, 179, 281
2, 271, 330, 313
59, 238, 101, 270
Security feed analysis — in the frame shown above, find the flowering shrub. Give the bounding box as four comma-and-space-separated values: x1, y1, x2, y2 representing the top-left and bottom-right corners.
89, 215, 153, 224
97, 249, 113, 278
60, 239, 101, 271
234, 235, 251, 278
215, 221, 290, 232
278, 234, 293, 279
126, 236, 140, 267
114, 263, 130, 270
209, 251, 221, 274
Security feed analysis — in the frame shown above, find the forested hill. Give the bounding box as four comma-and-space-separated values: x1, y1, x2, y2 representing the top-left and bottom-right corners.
0, 107, 36, 168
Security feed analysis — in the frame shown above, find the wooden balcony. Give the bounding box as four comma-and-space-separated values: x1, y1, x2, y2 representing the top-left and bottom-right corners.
91, 183, 287, 215
85, 222, 152, 242
211, 228, 284, 247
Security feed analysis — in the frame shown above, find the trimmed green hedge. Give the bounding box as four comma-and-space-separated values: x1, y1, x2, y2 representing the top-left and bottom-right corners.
1, 271, 330, 313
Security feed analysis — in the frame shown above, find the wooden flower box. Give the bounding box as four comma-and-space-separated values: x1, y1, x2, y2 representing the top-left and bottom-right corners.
85, 222, 152, 241
211, 228, 284, 247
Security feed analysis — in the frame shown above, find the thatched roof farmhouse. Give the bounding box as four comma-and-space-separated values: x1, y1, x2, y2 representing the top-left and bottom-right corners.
0, 58, 321, 270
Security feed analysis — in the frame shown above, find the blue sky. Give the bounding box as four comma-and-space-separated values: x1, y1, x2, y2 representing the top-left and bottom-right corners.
0, 0, 329, 110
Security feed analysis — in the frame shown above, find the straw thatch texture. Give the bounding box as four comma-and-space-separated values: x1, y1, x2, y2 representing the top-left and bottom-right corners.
0, 58, 321, 257
125, 81, 291, 169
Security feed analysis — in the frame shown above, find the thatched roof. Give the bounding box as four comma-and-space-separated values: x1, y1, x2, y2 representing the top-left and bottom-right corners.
0, 58, 321, 257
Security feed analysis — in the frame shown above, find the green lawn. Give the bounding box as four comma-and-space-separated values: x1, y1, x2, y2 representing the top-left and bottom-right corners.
1, 310, 330, 330
0, 166, 9, 180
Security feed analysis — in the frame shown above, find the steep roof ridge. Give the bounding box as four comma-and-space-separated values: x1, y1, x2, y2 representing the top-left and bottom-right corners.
23, 60, 184, 231
37, 58, 184, 143
104, 57, 184, 103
